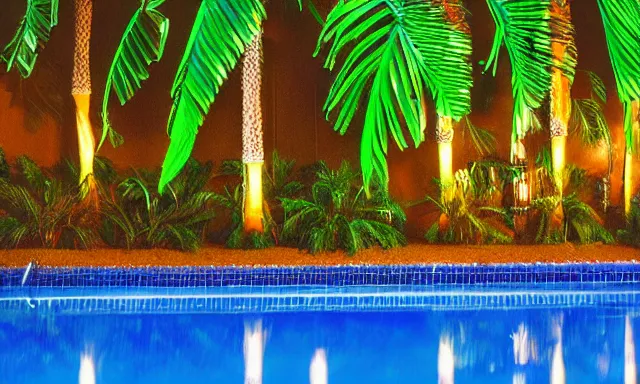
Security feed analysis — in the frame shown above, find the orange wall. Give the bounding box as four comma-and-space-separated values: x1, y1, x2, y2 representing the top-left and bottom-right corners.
0, 1, 633, 219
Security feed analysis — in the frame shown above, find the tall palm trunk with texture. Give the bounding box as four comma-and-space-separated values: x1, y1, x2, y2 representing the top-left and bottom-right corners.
72, 0, 97, 201
242, 31, 265, 233
550, 0, 576, 222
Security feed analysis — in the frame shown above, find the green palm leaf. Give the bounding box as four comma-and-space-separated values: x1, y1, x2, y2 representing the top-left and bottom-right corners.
158, 0, 266, 193
99, 0, 170, 150
550, 0, 577, 84
596, 0, 640, 152
1, 0, 59, 78
484, 0, 553, 157
315, 0, 472, 193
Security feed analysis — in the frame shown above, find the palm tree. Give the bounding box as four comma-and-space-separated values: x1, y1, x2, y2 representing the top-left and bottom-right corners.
596, 0, 640, 216
101, 1, 324, 235
72, 0, 97, 202
241, 31, 266, 233
3, 0, 98, 200
484, 0, 553, 172
549, 0, 577, 201
314, 0, 472, 201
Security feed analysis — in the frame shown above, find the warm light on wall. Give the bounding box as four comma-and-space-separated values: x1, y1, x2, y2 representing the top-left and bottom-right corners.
244, 162, 264, 233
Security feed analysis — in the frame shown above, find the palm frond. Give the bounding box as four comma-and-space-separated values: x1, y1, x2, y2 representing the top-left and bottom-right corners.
1, 0, 59, 78
596, 0, 640, 152
282, 161, 406, 254
550, 0, 577, 84
461, 117, 496, 156
315, 0, 472, 192
484, 0, 552, 153
158, 0, 266, 193
99, 0, 170, 150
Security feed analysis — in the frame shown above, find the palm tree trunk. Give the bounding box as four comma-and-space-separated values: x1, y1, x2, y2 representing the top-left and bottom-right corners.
625, 100, 639, 215
550, 0, 573, 224
72, 0, 96, 202
436, 115, 454, 202
242, 31, 265, 233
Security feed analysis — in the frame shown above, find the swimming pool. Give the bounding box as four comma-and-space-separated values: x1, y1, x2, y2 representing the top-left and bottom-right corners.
1, 263, 639, 383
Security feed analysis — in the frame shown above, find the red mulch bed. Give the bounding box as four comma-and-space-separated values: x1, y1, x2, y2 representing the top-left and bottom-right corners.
0, 243, 638, 268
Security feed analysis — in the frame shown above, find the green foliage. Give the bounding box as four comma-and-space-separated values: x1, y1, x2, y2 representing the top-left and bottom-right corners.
425, 182, 512, 245
529, 164, 613, 244
1, 0, 59, 78
467, 159, 521, 202
315, 0, 472, 193
0, 148, 10, 180
549, 0, 577, 84
618, 194, 640, 246
531, 193, 614, 245
158, 0, 266, 193
461, 117, 497, 157
0, 156, 96, 249
596, 0, 640, 152
100, 159, 216, 251
570, 71, 611, 149
281, 161, 406, 255
100, 0, 170, 150
210, 152, 301, 249
211, 184, 274, 249
484, 0, 552, 148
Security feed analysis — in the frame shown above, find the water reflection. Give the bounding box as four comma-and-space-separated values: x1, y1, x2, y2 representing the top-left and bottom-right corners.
626, 315, 637, 384
438, 334, 454, 384
310, 348, 328, 384
79, 350, 96, 384
551, 314, 565, 384
244, 320, 266, 384
0, 309, 637, 383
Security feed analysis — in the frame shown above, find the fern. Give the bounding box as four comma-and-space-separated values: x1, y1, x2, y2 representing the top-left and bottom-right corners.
281, 161, 406, 255
425, 181, 512, 245
99, 159, 215, 251
0, 156, 97, 249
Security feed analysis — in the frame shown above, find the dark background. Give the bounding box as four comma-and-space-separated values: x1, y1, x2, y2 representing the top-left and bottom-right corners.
0, 0, 631, 233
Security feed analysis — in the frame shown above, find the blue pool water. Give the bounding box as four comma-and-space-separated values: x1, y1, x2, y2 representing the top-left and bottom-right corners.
1, 264, 639, 383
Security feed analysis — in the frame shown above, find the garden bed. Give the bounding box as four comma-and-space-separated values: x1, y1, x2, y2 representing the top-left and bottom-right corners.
1, 244, 638, 268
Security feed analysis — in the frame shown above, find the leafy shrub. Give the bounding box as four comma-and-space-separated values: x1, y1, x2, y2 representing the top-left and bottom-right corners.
212, 151, 303, 249
0, 156, 96, 248
211, 184, 274, 249
529, 164, 613, 244
99, 159, 216, 251
425, 178, 512, 245
281, 161, 406, 254
617, 194, 640, 246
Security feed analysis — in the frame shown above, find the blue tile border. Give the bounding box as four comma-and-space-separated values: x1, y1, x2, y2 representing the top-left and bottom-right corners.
1, 262, 640, 289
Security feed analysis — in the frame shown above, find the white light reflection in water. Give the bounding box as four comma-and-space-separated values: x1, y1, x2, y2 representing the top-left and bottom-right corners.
625, 315, 637, 384
78, 350, 96, 384
438, 334, 454, 384
512, 323, 528, 384
551, 315, 565, 384
309, 348, 328, 384
244, 320, 266, 384
513, 323, 530, 365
